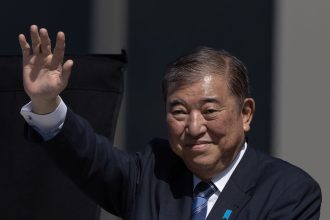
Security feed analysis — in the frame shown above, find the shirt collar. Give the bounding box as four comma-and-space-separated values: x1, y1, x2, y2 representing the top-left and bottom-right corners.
193, 142, 247, 192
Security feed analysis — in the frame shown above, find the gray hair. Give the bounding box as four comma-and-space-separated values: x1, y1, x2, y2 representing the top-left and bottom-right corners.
162, 46, 250, 104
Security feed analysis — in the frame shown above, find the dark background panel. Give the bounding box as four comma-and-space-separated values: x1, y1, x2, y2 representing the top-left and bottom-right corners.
126, 0, 274, 153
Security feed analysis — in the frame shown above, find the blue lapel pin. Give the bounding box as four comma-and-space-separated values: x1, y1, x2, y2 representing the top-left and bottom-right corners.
222, 209, 232, 220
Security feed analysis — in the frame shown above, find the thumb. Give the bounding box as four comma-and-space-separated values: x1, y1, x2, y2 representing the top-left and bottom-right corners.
62, 59, 74, 82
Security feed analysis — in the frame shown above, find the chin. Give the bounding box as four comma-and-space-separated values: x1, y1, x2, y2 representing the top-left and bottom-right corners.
188, 155, 216, 170
189, 163, 216, 180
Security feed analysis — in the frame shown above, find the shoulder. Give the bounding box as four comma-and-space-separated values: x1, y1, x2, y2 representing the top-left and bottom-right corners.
136, 138, 190, 180
250, 146, 319, 186
235, 145, 321, 200
245, 146, 321, 207
247, 147, 322, 218
139, 138, 184, 168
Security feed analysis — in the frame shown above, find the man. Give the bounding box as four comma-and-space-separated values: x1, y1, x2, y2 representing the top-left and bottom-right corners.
19, 25, 321, 219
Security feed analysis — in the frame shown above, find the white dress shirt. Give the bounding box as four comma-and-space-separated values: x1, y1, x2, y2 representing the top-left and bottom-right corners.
20, 98, 67, 141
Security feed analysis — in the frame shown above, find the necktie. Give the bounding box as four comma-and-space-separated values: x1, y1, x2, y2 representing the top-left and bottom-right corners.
191, 181, 217, 220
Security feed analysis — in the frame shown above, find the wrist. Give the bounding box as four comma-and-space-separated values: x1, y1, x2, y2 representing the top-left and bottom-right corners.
31, 96, 61, 114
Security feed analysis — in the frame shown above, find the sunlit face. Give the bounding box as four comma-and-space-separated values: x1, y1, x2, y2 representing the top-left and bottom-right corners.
166, 74, 254, 180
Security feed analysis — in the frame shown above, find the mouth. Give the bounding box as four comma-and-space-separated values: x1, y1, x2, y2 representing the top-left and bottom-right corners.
184, 141, 213, 151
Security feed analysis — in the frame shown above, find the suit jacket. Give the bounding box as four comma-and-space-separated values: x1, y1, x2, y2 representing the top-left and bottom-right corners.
27, 109, 322, 220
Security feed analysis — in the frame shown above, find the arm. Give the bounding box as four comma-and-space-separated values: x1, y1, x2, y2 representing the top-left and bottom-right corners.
19, 25, 138, 217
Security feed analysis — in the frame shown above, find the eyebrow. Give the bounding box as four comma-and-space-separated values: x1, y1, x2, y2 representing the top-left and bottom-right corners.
199, 97, 221, 105
167, 99, 186, 108
167, 97, 221, 108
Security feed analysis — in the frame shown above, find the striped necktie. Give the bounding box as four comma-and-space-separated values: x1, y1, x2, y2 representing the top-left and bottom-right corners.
191, 181, 217, 220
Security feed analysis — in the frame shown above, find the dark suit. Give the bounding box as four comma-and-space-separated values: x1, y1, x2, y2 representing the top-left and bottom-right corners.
27, 109, 322, 220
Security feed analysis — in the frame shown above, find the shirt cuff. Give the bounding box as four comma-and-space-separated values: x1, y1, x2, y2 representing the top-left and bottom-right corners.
20, 97, 67, 141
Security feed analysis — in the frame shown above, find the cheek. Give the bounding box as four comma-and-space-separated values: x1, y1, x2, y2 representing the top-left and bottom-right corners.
166, 116, 184, 136
207, 118, 228, 136
166, 117, 185, 146
166, 116, 185, 155
207, 114, 242, 142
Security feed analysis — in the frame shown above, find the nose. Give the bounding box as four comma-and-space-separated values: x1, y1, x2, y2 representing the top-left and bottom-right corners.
186, 110, 207, 137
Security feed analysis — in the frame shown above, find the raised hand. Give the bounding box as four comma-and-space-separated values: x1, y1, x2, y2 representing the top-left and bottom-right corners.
18, 25, 73, 114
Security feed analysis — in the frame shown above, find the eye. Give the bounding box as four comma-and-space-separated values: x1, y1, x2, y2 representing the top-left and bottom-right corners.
202, 108, 219, 120
171, 109, 187, 115
203, 109, 218, 115
169, 108, 188, 120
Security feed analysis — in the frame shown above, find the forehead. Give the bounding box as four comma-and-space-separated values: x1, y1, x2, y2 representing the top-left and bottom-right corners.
166, 74, 231, 101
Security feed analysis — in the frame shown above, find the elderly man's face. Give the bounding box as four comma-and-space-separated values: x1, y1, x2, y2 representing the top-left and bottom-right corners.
166, 74, 254, 180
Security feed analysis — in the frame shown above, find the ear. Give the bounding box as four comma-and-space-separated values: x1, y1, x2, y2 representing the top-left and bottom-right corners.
241, 98, 255, 132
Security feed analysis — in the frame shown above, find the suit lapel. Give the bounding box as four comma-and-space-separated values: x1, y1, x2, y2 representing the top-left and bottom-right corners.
207, 183, 251, 220
207, 146, 259, 220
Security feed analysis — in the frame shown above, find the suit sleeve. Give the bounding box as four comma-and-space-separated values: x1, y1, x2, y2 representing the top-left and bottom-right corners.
25, 108, 140, 218
267, 176, 322, 220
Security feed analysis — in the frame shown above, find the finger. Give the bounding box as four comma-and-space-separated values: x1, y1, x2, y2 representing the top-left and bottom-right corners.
52, 31, 65, 66
18, 34, 31, 58
30, 25, 41, 54
39, 28, 52, 55
62, 59, 74, 83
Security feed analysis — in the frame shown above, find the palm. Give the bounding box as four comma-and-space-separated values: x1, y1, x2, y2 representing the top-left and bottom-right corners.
23, 53, 64, 99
